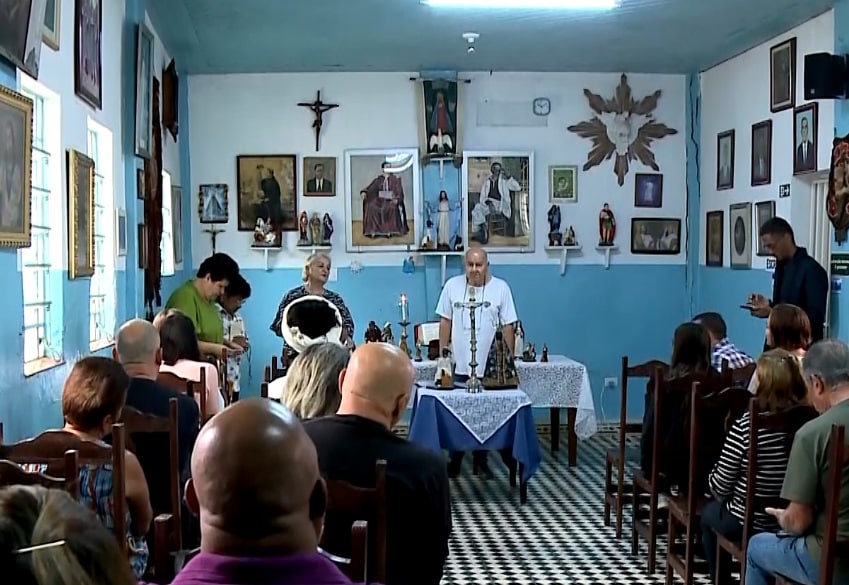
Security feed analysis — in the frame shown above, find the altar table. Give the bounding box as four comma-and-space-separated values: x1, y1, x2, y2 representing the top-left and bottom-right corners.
412, 354, 597, 467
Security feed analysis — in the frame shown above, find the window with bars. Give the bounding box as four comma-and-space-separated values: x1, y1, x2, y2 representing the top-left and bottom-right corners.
161, 170, 175, 277
87, 121, 116, 350
19, 84, 62, 374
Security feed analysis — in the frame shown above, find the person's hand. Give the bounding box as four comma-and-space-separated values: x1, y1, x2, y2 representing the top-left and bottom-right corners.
749, 293, 771, 317
765, 507, 786, 528
223, 340, 244, 356
232, 336, 249, 349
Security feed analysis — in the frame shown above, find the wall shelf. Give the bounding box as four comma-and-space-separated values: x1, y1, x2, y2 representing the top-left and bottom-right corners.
594, 245, 619, 270
544, 245, 582, 275
295, 244, 332, 254
251, 246, 283, 271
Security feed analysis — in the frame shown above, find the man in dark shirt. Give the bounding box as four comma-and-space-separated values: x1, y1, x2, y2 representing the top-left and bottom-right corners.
749, 217, 829, 344
305, 343, 451, 585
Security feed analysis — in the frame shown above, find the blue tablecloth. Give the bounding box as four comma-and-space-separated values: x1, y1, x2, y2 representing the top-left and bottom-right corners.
408, 391, 542, 483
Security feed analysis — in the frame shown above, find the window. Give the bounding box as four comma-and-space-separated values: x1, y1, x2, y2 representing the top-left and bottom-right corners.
19, 78, 63, 375
87, 119, 116, 350
161, 170, 175, 277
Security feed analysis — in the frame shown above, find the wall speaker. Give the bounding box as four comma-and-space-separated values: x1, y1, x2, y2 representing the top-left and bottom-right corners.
804, 52, 848, 99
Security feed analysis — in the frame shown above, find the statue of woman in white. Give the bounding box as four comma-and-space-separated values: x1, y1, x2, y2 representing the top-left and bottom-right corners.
514, 320, 525, 358
436, 190, 452, 249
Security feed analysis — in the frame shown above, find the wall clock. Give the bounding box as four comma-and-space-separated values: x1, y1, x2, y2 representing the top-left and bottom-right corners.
533, 97, 551, 116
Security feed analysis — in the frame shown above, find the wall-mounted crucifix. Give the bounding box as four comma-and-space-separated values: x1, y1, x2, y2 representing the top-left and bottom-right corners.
298, 90, 339, 152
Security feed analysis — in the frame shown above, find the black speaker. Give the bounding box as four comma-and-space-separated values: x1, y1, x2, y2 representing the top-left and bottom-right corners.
804, 52, 847, 99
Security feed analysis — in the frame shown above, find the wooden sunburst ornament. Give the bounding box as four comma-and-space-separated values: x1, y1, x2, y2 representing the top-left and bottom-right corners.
567, 74, 678, 186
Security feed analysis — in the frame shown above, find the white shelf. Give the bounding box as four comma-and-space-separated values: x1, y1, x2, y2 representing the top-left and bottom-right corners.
594, 244, 619, 270
295, 244, 332, 254
251, 246, 283, 271
544, 245, 582, 275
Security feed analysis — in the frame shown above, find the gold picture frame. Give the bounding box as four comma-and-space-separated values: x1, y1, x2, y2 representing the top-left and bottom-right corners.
68, 148, 95, 279
0, 86, 33, 248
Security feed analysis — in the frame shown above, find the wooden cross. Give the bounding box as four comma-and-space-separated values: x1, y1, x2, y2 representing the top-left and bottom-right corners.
298, 90, 339, 152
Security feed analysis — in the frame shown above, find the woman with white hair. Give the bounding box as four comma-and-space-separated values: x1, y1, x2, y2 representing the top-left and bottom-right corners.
269, 342, 350, 418
269, 252, 355, 364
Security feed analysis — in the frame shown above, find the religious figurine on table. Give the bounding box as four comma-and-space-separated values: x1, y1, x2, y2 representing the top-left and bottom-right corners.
599, 203, 616, 246
482, 324, 520, 390
309, 212, 322, 245
252, 218, 278, 247
297, 211, 309, 245
382, 323, 394, 345
414, 341, 423, 361
364, 321, 383, 343
547, 204, 562, 247
541, 344, 549, 362
565, 226, 578, 247
322, 213, 334, 245
434, 347, 454, 388
514, 320, 525, 358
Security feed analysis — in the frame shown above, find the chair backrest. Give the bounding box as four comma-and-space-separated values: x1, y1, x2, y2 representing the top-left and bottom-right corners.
819, 424, 848, 585
319, 520, 368, 582
618, 357, 668, 454
157, 371, 193, 397
271, 355, 285, 379
260, 380, 269, 399
732, 362, 757, 389
0, 449, 79, 494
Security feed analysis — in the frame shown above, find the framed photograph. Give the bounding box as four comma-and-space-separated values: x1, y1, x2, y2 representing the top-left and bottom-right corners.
549, 165, 577, 203
770, 37, 796, 113
755, 200, 776, 256
137, 223, 147, 269
751, 120, 773, 186
303, 156, 336, 197
198, 184, 229, 224
236, 154, 297, 232
43, 0, 60, 50
716, 130, 735, 190
634, 173, 663, 208
344, 148, 420, 252
115, 207, 127, 257
630, 217, 681, 254
705, 210, 724, 267
0, 0, 47, 78
420, 162, 463, 252
463, 151, 534, 252
793, 103, 818, 175
135, 167, 145, 199
67, 148, 95, 279
134, 23, 154, 158
729, 202, 753, 269
74, 0, 102, 110
0, 86, 33, 248
171, 185, 183, 264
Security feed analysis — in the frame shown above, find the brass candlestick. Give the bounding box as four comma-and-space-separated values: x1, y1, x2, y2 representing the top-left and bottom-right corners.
398, 320, 411, 357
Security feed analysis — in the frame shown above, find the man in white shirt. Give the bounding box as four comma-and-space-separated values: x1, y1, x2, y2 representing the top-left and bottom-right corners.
436, 248, 518, 478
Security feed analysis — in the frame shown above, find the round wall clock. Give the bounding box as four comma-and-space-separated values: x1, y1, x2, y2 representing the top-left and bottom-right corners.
533, 97, 551, 116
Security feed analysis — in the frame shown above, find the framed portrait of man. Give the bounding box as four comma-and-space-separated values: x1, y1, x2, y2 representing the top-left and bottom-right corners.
67, 148, 95, 279
793, 103, 818, 175
769, 37, 796, 113
303, 156, 336, 197
705, 210, 724, 267
755, 200, 776, 256
548, 165, 576, 203
751, 120, 773, 187
0, 86, 33, 248
729, 202, 752, 269
716, 130, 735, 190
0, 0, 47, 79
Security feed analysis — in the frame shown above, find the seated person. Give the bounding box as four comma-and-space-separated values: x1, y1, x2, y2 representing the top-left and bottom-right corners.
746, 339, 849, 585
701, 349, 808, 585
59, 356, 153, 578
278, 342, 350, 419
305, 343, 451, 585
154, 309, 223, 417
749, 303, 811, 394
693, 311, 754, 371
177, 399, 367, 585
0, 485, 138, 585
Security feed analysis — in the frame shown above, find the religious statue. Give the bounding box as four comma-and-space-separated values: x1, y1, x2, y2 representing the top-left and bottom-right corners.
297, 211, 309, 245
514, 320, 525, 359
599, 203, 616, 246
565, 226, 578, 246
322, 213, 334, 245
420, 220, 435, 250
364, 321, 383, 343
382, 322, 394, 345
434, 347, 454, 388
522, 343, 537, 362
541, 344, 549, 362
482, 326, 520, 390
547, 204, 562, 247
436, 190, 454, 250
402, 256, 415, 274
309, 213, 322, 246
252, 218, 279, 247
414, 341, 423, 362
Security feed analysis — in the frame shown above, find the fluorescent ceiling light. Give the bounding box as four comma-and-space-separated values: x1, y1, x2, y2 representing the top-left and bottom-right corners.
421, 0, 618, 8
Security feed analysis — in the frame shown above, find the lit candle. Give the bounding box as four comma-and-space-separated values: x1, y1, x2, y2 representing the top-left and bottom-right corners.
400, 294, 409, 322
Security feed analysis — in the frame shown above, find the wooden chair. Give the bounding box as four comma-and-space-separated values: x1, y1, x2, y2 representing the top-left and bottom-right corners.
271, 355, 285, 379
604, 356, 668, 538
0, 449, 79, 494
731, 362, 757, 389
260, 380, 269, 399
324, 460, 388, 583
158, 370, 208, 424
319, 520, 369, 582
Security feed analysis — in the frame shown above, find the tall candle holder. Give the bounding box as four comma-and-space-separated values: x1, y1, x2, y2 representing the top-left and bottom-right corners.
398, 320, 411, 357
454, 286, 489, 394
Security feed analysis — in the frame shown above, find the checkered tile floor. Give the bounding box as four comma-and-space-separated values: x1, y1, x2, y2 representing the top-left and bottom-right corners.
440, 431, 715, 585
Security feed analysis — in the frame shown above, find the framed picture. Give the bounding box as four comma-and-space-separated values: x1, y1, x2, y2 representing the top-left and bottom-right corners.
236, 154, 297, 232
171, 185, 183, 264
0, 0, 47, 78
0, 86, 33, 248
634, 173, 663, 208
303, 156, 336, 197
770, 37, 796, 113
463, 151, 534, 252
74, 0, 102, 110
134, 23, 154, 158
344, 148, 420, 252
115, 208, 127, 257
630, 217, 681, 254
716, 130, 735, 190
420, 162, 463, 252
135, 167, 145, 199
793, 103, 818, 175
751, 120, 773, 186
755, 200, 776, 256
67, 148, 95, 279
161, 59, 179, 141
421, 79, 459, 158
137, 223, 147, 269
548, 165, 577, 203
729, 202, 753, 269
43, 0, 60, 50
198, 184, 229, 224
705, 210, 724, 267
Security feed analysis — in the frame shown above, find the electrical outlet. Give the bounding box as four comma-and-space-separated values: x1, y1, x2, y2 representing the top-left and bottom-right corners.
328, 267, 338, 282
604, 377, 618, 388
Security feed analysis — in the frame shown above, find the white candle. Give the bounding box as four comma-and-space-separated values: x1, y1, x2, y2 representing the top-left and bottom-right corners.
400, 294, 409, 322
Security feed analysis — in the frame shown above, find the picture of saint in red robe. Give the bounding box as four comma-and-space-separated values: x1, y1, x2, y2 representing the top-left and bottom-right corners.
360, 162, 409, 238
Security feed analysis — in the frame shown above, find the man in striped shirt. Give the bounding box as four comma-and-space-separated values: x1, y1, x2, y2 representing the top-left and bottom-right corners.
694, 312, 754, 371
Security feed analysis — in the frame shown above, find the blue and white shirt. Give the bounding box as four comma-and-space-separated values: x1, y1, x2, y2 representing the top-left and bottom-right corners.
712, 338, 754, 371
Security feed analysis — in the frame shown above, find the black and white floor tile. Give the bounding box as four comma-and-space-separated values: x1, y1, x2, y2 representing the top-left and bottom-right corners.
440, 432, 714, 585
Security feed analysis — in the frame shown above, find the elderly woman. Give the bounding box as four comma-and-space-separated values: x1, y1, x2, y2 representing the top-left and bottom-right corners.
269, 342, 350, 419
269, 252, 354, 364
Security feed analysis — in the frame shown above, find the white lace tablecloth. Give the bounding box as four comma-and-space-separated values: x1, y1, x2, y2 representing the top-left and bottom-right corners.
415, 387, 532, 443
413, 354, 598, 439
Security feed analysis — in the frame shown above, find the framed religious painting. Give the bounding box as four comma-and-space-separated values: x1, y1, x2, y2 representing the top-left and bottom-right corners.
421, 79, 460, 162
344, 148, 421, 252
134, 22, 154, 158
74, 0, 102, 110
793, 103, 818, 175
769, 37, 796, 113
236, 154, 297, 232
67, 148, 95, 279
631, 218, 681, 254
0, 86, 33, 248
755, 200, 776, 256
419, 160, 464, 253
729, 202, 752, 269
43, 0, 60, 50
751, 120, 773, 186
634, 173, 663, 208
0, 0, 47, 78
171, 184, 183, 264
549, 165, 577, 203
198, 184, 229, 224
716, 130, 735, 190
463, 151, 534, 253
302, 156, 336, 197
705, 210, 724, 267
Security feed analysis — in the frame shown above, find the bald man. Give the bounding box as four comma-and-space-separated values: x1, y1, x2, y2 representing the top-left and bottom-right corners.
305, 344, 451, 585
177, 399, 361, 584
436, 248, 518, 478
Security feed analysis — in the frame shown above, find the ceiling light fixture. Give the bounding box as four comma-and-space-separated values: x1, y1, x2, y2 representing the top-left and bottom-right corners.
421, 0, 618, 8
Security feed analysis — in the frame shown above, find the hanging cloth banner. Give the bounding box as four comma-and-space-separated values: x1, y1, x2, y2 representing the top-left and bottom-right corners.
421, 79, 460, 159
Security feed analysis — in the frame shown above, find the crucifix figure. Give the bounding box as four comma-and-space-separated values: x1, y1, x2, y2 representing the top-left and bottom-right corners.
453, 286, 491, 393
203, 227, 225, 253
298, 90, 339, 152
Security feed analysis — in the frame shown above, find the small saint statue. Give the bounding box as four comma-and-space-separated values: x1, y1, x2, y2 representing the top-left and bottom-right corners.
436, 191, 454, 250
565, 226, 578, 246
514, 320, 525, 359
322, 213, 334, 245
547, 205, 562, 247
382, 322, 394, 345
598, 203, 616, 246
364, 321, 383, 343
482, 325, 520, 390
541, 344, 549, 362
414, 341, 423, 362
297, 211, 309, 245
420, 219, 435, 250
309, 213, 322, 246
434, 347, 454, 388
